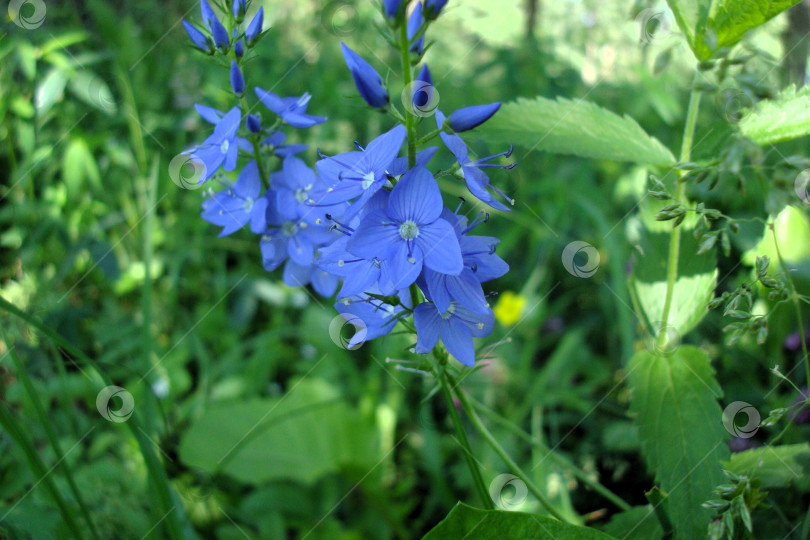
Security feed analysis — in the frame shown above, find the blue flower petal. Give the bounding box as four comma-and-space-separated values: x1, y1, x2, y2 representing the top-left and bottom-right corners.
441, 318, 476, 366
347, 209, 399, 259
415, 219, 463, 275
388, 165, 443, 224
413, 303, 441, 353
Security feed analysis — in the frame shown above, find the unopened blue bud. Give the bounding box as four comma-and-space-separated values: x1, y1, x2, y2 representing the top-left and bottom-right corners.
341, 42, 389, 109
230, 61, 245, 96
200, 0, 217, 29
211, 16, 230, 52
234, 39, 245, 58
232, 0, 246, 21
182, 20, 212, 53
447, 103, 501, 132
246, 7, 264, 46
407, 2, 424, 54
247, 113, 262, 133
383, 0, 403, 21
424, 0, 448, 19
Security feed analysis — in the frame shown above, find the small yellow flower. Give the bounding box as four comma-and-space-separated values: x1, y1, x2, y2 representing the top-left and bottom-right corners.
493, 291, 526, 326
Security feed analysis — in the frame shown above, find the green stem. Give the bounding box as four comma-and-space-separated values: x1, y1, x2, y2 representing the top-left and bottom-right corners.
770, 221, 810, 388
470, 396, 632, 511
432, 359, 494, 509
3, 335, 101, 540
399, 22, 417, 167
657, 73, 702, 349
446, 372, 569, 522
415, 129, 440, 147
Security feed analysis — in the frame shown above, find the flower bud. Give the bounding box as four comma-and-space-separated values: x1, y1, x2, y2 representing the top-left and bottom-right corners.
383, 0, 403, 22
232, 0, 246, 22
447, 103, 501, 132
246, 7, 264, 46
233, 39, 245, 58
341, 42, 389, 109
182, 20, 212, 53
424, 0, 448, 19
407, 2, 424, 54
230, 61, 245, 97
211, 16, 230, 52
247, 113, 262, 133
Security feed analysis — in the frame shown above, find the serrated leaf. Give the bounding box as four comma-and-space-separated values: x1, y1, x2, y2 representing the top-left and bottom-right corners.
627, 346, 729, 540
739, 85, 810, 145
666, 0, 800, 60
631, 199, 718, 339
422, 503, 617, 540
179, 379, 380, 485
481, 96, 675, 166
724, 443, 810, 489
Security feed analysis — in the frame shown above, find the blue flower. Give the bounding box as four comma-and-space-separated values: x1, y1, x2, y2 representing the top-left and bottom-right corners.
182, 20, 213, 53
245, 7, 264, 45
436, 109, 514, 211
185, 106, 241, 184
347, 165, 463, 291
201, 161, 268, 236
261, 131, 309, 157
260, 189, 337, 270
424, 0, 449, 19
283, 260, 339, 297
255, 88, 326, 129
316, 124, 405, 218
447, 103, 501, 132
407, 2, 425, 54
335, 288, 412, 348
271, 155, 343, 225
341, 42, 389, 109
230, 61, 245, 96
413, 301, 494, 366
423, 209, 508, 314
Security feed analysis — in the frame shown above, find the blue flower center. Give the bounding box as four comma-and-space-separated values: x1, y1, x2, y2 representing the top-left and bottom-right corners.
440, 302, 456, 320
242, 197, 254, 212
399, 220, 419, 240
361, 171, 376, 190
282, 222, 298, 236
295, 187, 309, 203
220, 140, 230, 155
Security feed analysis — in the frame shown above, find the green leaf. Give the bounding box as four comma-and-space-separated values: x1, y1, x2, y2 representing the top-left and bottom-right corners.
739, 85, 810, 145
627, 346, 730, 540
179, 379, 380, 485
666, 0, 800, 60
724, 443, 810, 489
480, 97, 675, 166
67, 70, 117, 115
742, 206, 810, 269
421, 503, 617, 540
63, 138, 102, 196
601, 506, 664, 540
630, 199, 718, 340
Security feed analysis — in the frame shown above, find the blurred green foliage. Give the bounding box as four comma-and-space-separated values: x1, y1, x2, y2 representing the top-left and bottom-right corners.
1, 0, 810, 538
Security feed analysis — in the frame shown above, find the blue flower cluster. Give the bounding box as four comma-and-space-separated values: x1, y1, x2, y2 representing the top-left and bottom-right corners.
181, 0, 514, 366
